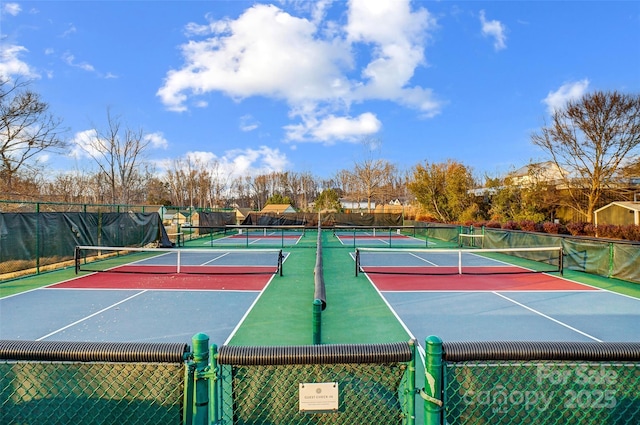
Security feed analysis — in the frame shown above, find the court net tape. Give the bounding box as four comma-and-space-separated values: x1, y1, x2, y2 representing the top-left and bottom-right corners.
74, 246, 284, 276
355, 246, 564, 276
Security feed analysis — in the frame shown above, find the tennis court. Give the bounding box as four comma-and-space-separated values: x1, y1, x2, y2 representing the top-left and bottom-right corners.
1, 228, 639, 425
2, 235, 638, 343
0, 247, 286, 343
333, 226, 432, 247
353, 246, 639, 342
187, 225, 307, 247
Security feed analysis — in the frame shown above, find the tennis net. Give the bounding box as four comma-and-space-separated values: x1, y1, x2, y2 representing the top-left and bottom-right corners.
355, 246, 564, 276
74, 246, 284, 276
458, 233, 484, 248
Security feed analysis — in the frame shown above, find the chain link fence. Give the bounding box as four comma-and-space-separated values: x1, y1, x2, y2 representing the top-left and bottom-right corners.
0, 340, 188, 425
191, 339, 418, 425
2, 337, 640, 424
1, 361, 184, 425
434, 340, 640, 425
217, 362, 411, 424
445, 361, 639, 424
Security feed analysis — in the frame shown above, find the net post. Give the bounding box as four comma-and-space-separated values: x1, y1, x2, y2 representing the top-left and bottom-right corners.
74, 246, 80, 274
559, 247, 564, 276
355, 249, 360, 277
278, 250, 283, 276
423, 335, 444, 425
353, 227, 356, 249
458, 250, 462, 274
312, 299, 322, 345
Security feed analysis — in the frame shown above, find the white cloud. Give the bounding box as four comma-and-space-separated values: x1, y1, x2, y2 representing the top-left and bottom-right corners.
239, 114, 260, 132
3, 3, 21, 16
157, 4, 350, 111
284, 111, 381, 143
70, 129, 169, 160
543, 79, 590, 115
68, 129, 99, 159
157, 0, 440, 142
60, 24, 77, 38
62, 51, 95, 72
0, 44, 39, 79
144, 132, 169, 150
479, 10, 507, 51
158, 146, 289, 179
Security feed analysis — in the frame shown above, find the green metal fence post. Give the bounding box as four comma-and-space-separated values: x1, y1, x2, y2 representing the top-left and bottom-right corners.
209, 344, 219, 424
404, 339, 416, 425
608, 242, 614, 278
312, 299, 322, 344
192, 333, 209, 425
423, 335, 444, 425
183, 356, 195, 425
35, 202, 41, 274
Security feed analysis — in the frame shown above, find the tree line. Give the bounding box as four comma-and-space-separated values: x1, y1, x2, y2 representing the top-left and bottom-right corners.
1, 77, 639, 224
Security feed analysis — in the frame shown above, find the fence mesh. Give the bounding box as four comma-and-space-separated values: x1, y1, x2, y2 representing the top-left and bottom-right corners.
444, 361, 640, 424
217, 362, 411, 424
210, 342, 416, 425
1, 361, 184, 425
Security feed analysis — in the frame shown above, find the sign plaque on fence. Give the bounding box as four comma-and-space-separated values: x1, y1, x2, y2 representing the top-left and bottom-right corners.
299, 382, 339, 413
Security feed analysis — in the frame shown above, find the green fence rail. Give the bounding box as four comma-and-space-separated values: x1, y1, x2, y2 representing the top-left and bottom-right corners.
2, 336, 639, 424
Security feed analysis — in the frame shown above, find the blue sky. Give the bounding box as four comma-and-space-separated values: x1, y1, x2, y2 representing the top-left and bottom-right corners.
1, 0, 639, 182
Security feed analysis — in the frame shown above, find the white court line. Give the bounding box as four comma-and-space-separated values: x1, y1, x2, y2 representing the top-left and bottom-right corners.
222, 276, 275, 346
408, 252, 439, 266
36, 291, 147, 341
201, 252, 230, 265
492, 291, 602, 342
222, 253, 290, 345
360, 269, 427, 369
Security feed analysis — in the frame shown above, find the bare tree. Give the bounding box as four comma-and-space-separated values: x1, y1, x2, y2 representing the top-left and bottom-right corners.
81, 109, 151, 205
0, 78, 67, 194
348, 139, 398, 212
532, 91, 640, 222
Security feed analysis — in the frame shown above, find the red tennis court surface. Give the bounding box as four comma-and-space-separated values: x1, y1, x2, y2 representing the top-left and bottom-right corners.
53, 267, 275, 291
363, 267, 599, 291
227, 235, 301, 239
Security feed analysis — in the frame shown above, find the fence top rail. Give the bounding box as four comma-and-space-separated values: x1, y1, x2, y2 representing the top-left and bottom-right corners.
442, 341, 640, 362
0, 339, 188, 363
217, 341, 413, 365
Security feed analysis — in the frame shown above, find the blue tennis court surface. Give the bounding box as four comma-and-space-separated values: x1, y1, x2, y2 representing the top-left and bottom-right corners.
380, 290, 640, 342
1, 287, 263, 343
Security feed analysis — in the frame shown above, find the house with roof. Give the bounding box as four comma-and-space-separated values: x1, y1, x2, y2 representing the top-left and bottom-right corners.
260, 204, 297, 214
340, 199, 375, 211
594, 202, 640, 226
508, 161, 568, 186
233, 207, 254, 224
